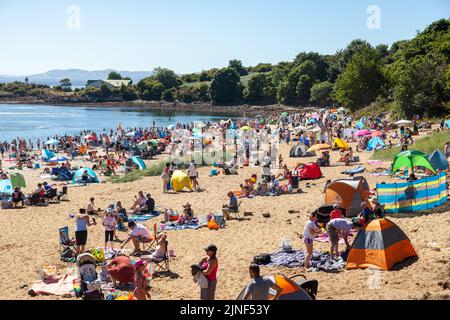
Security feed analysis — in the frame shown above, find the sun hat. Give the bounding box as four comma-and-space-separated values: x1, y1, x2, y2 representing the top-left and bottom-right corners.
204, 244, 217, 253
134, 260, 146, 270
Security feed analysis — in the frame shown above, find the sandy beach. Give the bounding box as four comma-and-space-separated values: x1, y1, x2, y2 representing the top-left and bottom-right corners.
0, 130, 449, 301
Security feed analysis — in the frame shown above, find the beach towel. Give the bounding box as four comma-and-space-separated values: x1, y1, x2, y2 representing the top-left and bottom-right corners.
341, 166, 365, 175
262, 250, 345, 273
162, 222, 202, 231
128, 212, 160, 222
28, 272, 76, 297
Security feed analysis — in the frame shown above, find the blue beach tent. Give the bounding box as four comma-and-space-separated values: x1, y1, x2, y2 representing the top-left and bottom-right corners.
42, 149, 56, 161
366, 137, 386, 151
72, 168, 100, 184
0, 180, 13, 195
131, 156, 146, 170
428, 150, 449, 171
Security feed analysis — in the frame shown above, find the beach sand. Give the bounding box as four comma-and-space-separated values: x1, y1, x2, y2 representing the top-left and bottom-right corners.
0, 133, 449, 300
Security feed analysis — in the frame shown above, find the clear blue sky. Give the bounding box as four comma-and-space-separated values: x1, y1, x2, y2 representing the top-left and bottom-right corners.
0, 0, 448, 75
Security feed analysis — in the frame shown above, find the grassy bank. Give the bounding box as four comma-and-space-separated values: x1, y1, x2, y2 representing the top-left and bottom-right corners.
372, 130, 450, 160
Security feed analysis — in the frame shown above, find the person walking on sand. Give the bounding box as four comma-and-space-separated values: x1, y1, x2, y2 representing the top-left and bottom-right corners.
188, 161, 200, 190
103, 210, 117, 252
303, 212, 319, 271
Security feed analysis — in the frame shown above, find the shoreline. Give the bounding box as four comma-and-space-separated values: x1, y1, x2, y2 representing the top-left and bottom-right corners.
0, 98, 313, 116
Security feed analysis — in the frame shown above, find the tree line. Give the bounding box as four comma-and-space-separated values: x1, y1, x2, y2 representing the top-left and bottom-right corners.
0, 19, 448, 118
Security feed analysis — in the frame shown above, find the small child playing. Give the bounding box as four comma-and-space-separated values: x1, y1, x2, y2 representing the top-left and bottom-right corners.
103, 211, 117, 252
330, 204, 343, 220
303, 212, 320, 271
133, 260, 151, 300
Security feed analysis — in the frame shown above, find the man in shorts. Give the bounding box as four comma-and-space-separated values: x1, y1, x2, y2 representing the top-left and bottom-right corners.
120, 221, 151, 254
326, 218, 354, 258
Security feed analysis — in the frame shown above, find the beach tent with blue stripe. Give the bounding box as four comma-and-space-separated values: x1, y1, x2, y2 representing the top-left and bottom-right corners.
366, 136, 386, 151
72, 168, 99, 184
42, 149, 56, 161
0, 179, 13, 195
131, 156, 146, 170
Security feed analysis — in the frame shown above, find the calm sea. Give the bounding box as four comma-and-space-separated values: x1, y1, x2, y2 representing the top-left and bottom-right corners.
0, 104, 242, 142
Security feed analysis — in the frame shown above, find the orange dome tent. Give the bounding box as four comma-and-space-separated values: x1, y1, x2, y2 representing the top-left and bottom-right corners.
324, 178, 371, 217
346, 218, 418, 271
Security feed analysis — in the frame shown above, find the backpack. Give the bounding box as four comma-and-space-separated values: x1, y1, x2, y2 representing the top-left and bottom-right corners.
252, 253, 271, 265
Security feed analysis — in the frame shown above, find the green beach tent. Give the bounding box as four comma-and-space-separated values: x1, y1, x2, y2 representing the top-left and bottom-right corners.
391, 150, 436, 174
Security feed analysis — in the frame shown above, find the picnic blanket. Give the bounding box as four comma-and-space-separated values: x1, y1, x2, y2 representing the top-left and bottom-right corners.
161, 215, 208, 231
28, 272, 76, 297
262, 250, 346, 273
128, 212, 160, 222
315, 230, 357, 244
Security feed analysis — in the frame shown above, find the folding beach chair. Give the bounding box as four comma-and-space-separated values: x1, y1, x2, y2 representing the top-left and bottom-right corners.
142, 223, 158, 253
58, 186, 69, 201
152, 241, 170, 274
59, 226, 76, 254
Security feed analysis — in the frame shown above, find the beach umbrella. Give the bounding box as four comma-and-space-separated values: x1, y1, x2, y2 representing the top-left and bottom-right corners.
148, 139, 158, 146
45, 139, 60, 146
307, 144, 331, 153
394, 120, 412, 126
355, 129, 372, 137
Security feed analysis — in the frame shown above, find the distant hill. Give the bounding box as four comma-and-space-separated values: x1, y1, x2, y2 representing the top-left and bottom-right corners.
0, 69, 153, 86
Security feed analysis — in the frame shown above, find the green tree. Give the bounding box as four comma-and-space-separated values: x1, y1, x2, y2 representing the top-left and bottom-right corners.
228, 59, 248, 76
137, 78, 165, 101
310, 81, 333, 105
120, 85, 138, 101
246, 73, 276, 104
210, 67, 243, 104
107, 71, 122, 80
153, 67, 181, 89
338, 39, 373, 71
333, 48, 386, 111
394, 53, 449, 117
161, 88, 176, 102
59, 78, 72, 92
296, 75, 314, 100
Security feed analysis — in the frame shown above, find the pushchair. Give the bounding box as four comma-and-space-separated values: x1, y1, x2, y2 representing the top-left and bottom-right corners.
76, 253, 104, 300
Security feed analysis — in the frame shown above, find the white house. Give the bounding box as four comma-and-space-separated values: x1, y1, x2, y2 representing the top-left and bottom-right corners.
85, 79, 132, 89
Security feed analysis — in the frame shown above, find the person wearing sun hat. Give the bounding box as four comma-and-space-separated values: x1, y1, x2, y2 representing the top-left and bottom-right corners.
198, 244, 219, 300
133, 260, 151, 300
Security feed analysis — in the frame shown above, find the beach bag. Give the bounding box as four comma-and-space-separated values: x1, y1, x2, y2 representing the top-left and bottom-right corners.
207, 219, 220, 230
252, 254, 271, 265
61, 247, 75, 262
281, 238, 293, 252
90, 248, 105, 263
